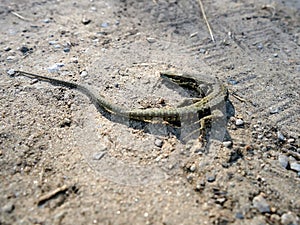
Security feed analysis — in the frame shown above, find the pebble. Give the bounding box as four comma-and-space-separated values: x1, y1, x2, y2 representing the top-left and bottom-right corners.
190, 164, 196, 172
186, 174, 194, 183
223, 141, 232, 148
195, 181, 205, 191
2, 202, 14, 213
82, 18, 91, 25
4, 46, 11, 51
227, 78, 238, 85
235, 212, 244, 219
80, 70, 88, 78
257, 43, 264, 50
278, 155, 289, 169
287, 138, 295, 143
6, 56, 15, 61
47, 63, 65, 73
206, 173, 216, 182
63, 47, 70, 53
199, 48, 206, 54
92, 151, 106, 160
101, 22, 109, 28
290, 162, 300, 172
252, 195, 270, 213
281, 212, 299, 225
146, 37, 156, 43
235, 118, 244, 126
20, 46, 30, 54
7, 69, 16, 76
269, 107, 279, 114
54, 44, 61, 49
49, 40, 57, 45
257, 134, 264, 139
277, 131, 286, 142
154, 139, 163, 148
72, 58, 79, 63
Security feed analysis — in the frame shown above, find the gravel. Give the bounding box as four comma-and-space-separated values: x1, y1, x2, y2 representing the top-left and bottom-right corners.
278, 155, 289, 169
252, 195, 270, 213
235, 118, 244, 126
290, 162, 300, 172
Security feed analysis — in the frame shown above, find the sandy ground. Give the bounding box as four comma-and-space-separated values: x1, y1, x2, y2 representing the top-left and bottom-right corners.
0, 0, 299, 224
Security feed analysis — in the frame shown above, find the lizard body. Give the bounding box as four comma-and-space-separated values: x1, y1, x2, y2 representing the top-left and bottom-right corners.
14, 70, 228, 126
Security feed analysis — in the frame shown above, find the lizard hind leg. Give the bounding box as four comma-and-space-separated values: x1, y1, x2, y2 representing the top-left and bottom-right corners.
180, 109, 225, 143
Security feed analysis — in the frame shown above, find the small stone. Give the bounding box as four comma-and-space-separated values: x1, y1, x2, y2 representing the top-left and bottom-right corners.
235, 212, 244, 219
290, 162, 300, 172
93, 151, 106, 160
253, 195, 270, 213
206, 173, 216, 182
60, 118, 71, 127
43, 18, 51, 23
101, 22, 109, 28
199, 48, 206, 54
269, 107, 279, 114
63, 47, 70, 53
20, 46, 30, 54
281, 212, 299, 225
49, 40, 57, 45
235, 118, 244, 126
223, 141, 232, 148
227, 78, 238, 85
7, 69, 16, 76
277, 131, 286, 142
146, 37, 156, 43
80, 70, 88, 78
2, 202, 14, 213
54, 44, 61, 49
195, 181, 205, 191
287, 138, 295, 143
278, 155, 289, 169
190, 164, 196, 172
273, 53, 278, 58
47, 63, 64, 73
4, 46, 11, 51
154, 139, 163, 148
82, 18, 91, 25
72, 58, 79, 63
186, 174, 194, 183
216, 197, 226, 205
257, 134, 264, 139
6, 56, 15, 61
257, 43, 264, 50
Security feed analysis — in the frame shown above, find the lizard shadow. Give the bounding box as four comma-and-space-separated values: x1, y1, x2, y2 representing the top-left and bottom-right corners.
88, 86, 235, 144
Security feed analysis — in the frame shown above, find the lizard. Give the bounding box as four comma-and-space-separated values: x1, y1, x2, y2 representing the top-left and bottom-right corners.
13, 70, 228, 138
